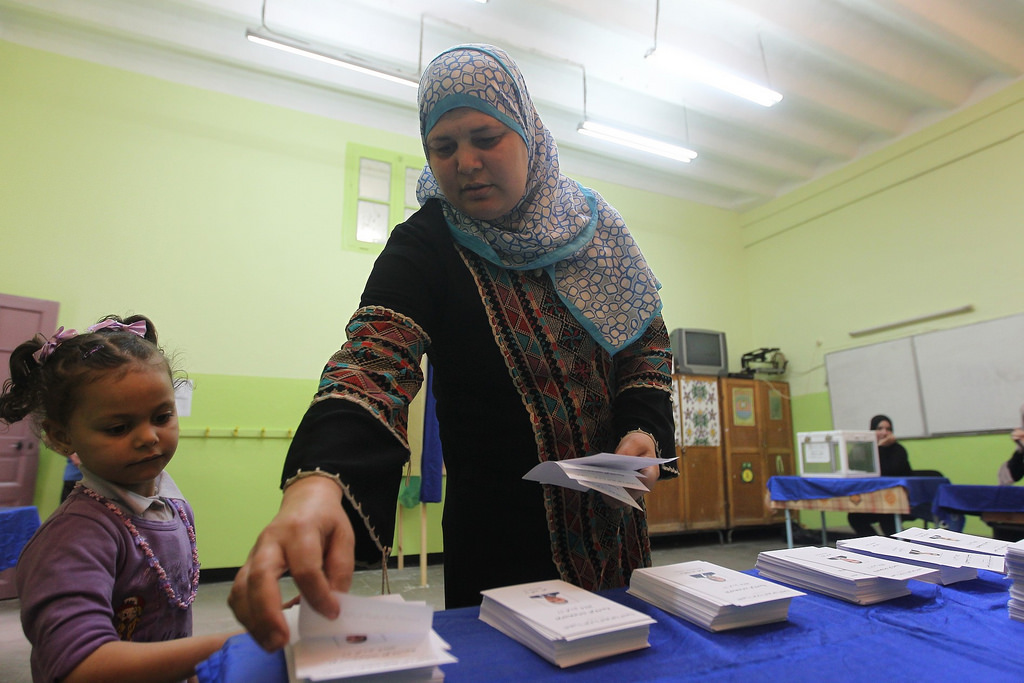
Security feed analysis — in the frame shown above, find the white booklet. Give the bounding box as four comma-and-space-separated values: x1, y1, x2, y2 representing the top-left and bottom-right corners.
835, 536, 991, 582
284, 593, 456, 683
479, 579, 655, 668
892, 526, 1012, 558
629, 561, 804, 631
523, 453, 678, 509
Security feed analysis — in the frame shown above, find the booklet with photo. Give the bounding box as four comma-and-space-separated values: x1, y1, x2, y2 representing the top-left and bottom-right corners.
892, 526, 1012, 558
522, 453, 678, 509
284, 593, 456, 683
837, 535, 999, 581
478, 579, 655, 668
755, 546, 938, 604
628, 560, 804, 631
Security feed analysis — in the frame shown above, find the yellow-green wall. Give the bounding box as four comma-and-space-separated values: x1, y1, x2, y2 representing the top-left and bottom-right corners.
2, 40, 743, 567
753, 80, 1024, 534
6, 37, 1023, 556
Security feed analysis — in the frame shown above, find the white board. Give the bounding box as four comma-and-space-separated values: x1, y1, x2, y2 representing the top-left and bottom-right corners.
825, 337, 927, 438
913, 314, 1024, 435
825, 313, 1024, 438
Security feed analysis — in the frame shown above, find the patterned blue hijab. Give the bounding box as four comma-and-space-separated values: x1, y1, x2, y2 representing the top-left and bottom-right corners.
415, 44, 663, 355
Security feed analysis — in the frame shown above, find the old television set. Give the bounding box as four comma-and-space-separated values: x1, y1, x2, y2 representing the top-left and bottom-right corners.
671, 328, 728, 376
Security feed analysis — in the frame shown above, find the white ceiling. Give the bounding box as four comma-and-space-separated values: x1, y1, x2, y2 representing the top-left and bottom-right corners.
3, 0, 1024, 211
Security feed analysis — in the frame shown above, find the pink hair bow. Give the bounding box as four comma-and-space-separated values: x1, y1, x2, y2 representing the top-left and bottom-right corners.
87, 319, 147, 338
32, 326, 79, 364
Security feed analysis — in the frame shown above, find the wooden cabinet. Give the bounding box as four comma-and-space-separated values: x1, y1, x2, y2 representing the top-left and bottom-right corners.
645, 375, 794, 535
721, 378, 795, 528
646, 375, 726, 534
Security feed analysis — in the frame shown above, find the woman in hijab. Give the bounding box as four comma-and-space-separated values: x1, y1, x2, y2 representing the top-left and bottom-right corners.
848, 414, 913, 536
997, 403, 1024, 485
229, 44, 676, 651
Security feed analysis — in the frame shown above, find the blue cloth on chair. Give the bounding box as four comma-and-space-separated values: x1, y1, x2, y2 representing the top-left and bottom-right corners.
0, 506, 41, 571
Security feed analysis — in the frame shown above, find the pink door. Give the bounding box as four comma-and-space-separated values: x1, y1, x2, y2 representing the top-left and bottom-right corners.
0, 293, 59, 507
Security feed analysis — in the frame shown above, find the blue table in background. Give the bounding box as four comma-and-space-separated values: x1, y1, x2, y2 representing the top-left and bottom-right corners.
934, 484, 1024, 534
768, 476, 952, 547
196, 571, 1023, 683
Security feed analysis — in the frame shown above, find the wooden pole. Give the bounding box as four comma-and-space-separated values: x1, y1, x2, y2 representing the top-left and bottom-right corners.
420, 503, 428, 587
396, 502, 404, 571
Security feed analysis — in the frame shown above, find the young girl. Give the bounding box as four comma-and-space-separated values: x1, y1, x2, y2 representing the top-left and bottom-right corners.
0, 314, 232, 683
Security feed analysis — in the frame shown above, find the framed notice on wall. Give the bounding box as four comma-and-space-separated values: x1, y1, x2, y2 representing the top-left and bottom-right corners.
732, 388, 756, 427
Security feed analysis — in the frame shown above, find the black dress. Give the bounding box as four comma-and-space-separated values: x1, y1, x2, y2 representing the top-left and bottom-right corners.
282, 200, 676, 607
847, 442, 913, 536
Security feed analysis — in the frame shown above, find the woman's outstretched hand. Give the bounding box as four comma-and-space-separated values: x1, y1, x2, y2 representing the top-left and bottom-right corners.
228, 476, 355, 652
607, 430, 661, 507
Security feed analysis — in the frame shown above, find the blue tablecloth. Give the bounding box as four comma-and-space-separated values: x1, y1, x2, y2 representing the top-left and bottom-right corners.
768, 475, 955, 527
767, 476, 948, 508
196, 571, 1023, 683
933, 484, 1024, 514
0, 506, 41, 572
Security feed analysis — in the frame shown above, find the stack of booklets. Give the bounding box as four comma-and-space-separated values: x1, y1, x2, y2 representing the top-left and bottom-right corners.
284, 592, 456, 682
755, 546, 938, 604
1005, 540, 1024, 622
628, 560, 804, 631
835, 536, 980, 584
892, 527, 1009, 573
479, 579, 655, 668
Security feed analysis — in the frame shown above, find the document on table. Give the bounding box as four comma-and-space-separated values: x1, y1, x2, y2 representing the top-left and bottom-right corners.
522, 453, 678, 510
284, 593, 456, 682
893, 526, 1012, 558
838, 534, 1003, 574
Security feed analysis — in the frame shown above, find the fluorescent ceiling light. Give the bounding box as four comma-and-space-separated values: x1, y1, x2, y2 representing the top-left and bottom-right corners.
577, 121, 697, 163
245, 30, 419, 88
646, 49, 782, 107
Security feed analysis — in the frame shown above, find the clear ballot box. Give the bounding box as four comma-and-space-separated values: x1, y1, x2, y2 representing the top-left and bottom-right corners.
797, 430, 880, 477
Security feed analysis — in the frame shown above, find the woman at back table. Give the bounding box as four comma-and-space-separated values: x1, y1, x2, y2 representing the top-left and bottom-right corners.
848, 414, 912, 536
997, 403, 1024, 485
229, 43, 676, 652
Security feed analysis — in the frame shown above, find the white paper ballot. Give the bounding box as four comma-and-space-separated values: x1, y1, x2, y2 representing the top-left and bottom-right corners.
893, 526, 1012, 557
523, 453, 678, 505
285, 593, 456, 682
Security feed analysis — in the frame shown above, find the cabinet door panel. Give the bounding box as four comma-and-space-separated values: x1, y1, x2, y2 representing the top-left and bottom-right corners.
681, 445, 726, 529
645, 464, 686, 534
725, 449, 769, 526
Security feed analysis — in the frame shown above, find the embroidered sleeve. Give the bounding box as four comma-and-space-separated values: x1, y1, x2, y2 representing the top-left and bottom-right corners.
613, 315, 673, 394
314, 306, 431, 450
612, 315, 678, 478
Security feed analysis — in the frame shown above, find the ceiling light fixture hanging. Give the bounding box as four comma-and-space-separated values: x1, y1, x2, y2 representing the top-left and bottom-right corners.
245, 30, 419, 88
576, 64, 697, 162
245, 1, 418, 89
644, 0, 782, 107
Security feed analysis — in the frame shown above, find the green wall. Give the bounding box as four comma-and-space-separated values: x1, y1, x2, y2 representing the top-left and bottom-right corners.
752, 79, 1024, 534
7, 36, 1023, 557
2, 40, 743, 567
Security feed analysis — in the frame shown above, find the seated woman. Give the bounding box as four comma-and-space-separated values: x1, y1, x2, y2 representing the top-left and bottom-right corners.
997, 403, 1024, 486
847, 414, 913, 536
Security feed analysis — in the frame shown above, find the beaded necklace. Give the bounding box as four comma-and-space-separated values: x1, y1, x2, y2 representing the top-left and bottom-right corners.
81, 486, 200, 610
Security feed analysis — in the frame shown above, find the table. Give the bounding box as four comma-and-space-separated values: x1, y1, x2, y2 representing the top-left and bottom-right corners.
767, 476, 951, 547
0, 505, 41, 600
196, 570, 1024, 682
933, 484, 1024, 530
